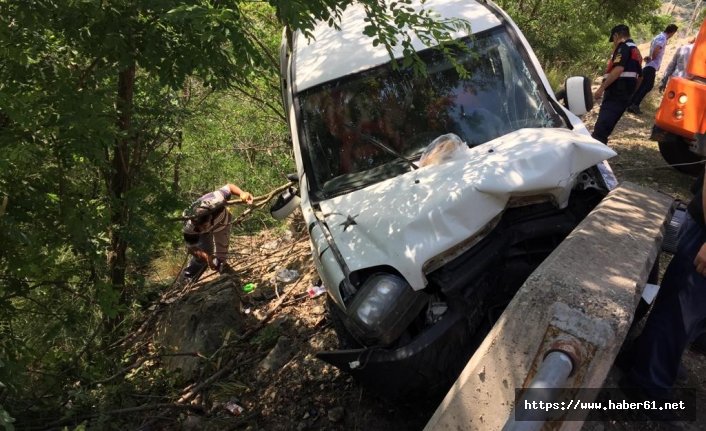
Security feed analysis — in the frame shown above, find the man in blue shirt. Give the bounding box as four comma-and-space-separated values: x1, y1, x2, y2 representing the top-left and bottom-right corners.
627, 24, 678, 114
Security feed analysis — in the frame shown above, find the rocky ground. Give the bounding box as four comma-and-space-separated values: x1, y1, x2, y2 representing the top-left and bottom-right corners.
142, 221, 437, 431
134, 30, 706, 431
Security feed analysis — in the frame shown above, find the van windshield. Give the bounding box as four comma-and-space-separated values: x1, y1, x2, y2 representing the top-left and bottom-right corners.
298, 27, 564, 199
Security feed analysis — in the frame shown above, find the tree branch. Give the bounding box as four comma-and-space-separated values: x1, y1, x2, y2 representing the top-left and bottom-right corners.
228, 82, 286, 122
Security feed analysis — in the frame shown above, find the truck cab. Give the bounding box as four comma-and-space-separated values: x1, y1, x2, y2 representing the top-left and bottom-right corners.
651, 19, 706, 176
275, 0, 618, 398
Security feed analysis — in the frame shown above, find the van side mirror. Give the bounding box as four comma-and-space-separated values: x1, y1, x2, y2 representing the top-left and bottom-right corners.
560, 76, 593, 116
270, 186, 300, 220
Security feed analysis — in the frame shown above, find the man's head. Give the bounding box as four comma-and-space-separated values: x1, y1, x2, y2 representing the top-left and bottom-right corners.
609, 24, 630, 43
665, 24, 678, 38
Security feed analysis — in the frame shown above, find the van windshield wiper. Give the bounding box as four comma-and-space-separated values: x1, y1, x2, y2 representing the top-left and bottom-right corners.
345, 123, 419, 170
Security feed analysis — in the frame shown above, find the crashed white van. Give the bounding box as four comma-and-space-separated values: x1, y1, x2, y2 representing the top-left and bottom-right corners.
274, 0, 617, 398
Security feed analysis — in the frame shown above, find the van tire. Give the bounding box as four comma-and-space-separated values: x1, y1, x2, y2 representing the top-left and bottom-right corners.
658, 139, 704, 177
325, 296, 362, 349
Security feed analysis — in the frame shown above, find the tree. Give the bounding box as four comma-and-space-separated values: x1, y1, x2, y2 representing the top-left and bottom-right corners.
495, 0, 663, 73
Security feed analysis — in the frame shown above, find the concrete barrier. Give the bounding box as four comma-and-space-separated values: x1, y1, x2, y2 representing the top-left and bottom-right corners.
424, 182, 674, 431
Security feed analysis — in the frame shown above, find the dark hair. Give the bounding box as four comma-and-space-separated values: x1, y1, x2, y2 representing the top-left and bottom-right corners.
665, 24, 678, 34
609, 24, 630, 42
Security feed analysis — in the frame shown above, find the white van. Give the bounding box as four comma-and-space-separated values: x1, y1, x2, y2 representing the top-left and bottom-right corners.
273, 0, 617, 398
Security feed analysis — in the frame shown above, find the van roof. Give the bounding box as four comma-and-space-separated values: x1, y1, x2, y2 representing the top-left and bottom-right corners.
293, 0, 502, 92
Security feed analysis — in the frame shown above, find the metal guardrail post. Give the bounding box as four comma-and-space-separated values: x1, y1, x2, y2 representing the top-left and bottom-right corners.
504, 336, 586, 431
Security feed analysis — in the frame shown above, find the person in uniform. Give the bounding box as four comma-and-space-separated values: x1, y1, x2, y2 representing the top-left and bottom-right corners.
591, 24, 642, 145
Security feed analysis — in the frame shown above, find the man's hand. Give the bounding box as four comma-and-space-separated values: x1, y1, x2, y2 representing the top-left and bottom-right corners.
593, 87, 604, 101
189, 248, 210, 264
695, 243, 706, 277
240, 192, 254, 204
208, 255, 222, 271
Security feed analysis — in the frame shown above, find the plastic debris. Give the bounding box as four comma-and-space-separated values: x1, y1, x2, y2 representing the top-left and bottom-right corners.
642, 283, 660, 305
242, 283, 257, 293
307, 284, 326, 298
224, 400, 244, 416
275, 268, 299, 283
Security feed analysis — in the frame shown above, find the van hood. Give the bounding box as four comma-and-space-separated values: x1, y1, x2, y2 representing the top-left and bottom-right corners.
318, 128, 616, 289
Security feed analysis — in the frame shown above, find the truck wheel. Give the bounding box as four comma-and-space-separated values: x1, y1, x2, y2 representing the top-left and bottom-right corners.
658, 139, 704, 177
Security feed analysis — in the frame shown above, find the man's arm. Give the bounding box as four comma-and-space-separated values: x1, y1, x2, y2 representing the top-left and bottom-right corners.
226, 183, 254, 204
650, 44, 663, 61
594, 65, 624, 100
660, 49, 680, 90
188, 246, 210, 263
187, 246, 221, 270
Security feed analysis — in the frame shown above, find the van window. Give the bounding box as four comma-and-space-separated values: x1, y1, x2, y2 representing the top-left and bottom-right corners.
298, 27, 562, 199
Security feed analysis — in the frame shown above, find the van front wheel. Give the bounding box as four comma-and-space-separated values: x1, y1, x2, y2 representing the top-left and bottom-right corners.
325, 296, 362, 349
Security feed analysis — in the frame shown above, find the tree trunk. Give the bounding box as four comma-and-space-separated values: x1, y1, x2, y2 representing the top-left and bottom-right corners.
686, 0, 703, 35
172, 131, 182, 194
108, 63, 136, 310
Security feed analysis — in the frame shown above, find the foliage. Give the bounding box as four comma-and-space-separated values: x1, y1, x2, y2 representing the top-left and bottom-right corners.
495, 0, 663, 77
180, 92, 292, 227
0, 0, 482, 428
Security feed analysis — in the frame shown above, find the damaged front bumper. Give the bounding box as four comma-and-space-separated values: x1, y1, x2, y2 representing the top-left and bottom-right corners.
317, 310, 474, 400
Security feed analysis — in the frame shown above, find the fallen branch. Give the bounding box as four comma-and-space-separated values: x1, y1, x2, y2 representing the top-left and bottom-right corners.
231, 181, 295, 225
39, 402, 205, 430
94, 351, 208, 385
177, 359, 235, 404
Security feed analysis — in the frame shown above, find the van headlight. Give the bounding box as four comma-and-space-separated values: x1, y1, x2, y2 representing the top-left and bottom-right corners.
345, 273, 428, 346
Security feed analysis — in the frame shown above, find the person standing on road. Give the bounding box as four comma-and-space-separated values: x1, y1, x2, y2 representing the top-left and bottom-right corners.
627, 24, 678, 114
591, 24, 643, 145
180, 183, 254, 283
625, 166, 706, 403
658, 37, 696, 92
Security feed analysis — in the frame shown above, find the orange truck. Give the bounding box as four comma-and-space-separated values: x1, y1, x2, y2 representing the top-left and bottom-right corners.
651, 19, 706, 176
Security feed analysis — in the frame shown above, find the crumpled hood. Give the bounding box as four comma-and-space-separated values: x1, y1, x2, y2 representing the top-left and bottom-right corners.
318, 128, 616, 289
